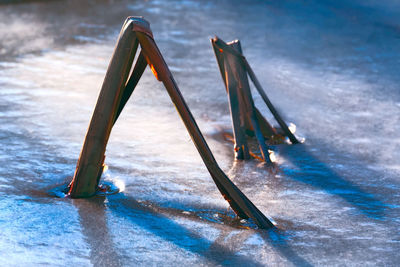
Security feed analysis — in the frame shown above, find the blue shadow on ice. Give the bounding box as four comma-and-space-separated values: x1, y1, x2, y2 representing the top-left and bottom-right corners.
89, 194, 312, 266
73, 197, 123, 266
278, 144, 387, 220
68, 183, 312, 266
106, 195, 264, 266
261, 229, 313, 267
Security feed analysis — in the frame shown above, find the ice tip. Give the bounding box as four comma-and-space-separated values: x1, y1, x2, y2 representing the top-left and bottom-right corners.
211, 36, 220, 43
126, 16, 149, 25
227, 39, 240, 46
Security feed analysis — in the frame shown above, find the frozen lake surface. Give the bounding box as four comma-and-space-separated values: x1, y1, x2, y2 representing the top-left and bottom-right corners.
0, 0, 399, 265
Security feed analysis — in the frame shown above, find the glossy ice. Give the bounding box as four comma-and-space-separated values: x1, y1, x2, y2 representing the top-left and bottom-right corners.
0, 0, 399, 265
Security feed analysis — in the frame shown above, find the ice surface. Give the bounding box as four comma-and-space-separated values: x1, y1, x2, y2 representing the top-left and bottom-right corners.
0, 0, 399, 266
